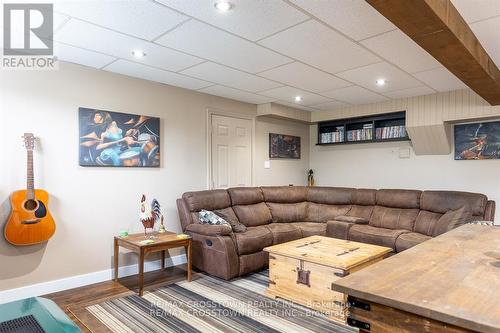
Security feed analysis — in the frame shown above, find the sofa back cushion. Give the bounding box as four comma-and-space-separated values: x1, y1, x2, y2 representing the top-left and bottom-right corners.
267, 202, 307, 223
261, 186, 308, 203
347, 205, 374, 220
420, 191, 487, 219
352, 189, 377, 206
228, 187, 264, 205
233, 202, 272, 227
306, 203, 350, 222
370, 206, 419, 230
432, 206, 472, 236
376, 189, 421, 209
182, 189, 231, 212
307, 187, 353, 205
413, 210, 442, 236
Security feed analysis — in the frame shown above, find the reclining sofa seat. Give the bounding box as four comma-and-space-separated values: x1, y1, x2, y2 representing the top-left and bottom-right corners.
177, 186, 495, 280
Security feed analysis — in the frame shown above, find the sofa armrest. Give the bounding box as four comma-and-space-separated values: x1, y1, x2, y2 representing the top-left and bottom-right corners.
327, 220, 355, 240
185, 223, 233, 236
188, 231, 239, 280
333, 216, 369, 224
484, 200, 496, 222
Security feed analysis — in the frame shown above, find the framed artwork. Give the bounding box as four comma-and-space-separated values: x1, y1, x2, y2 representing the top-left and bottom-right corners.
454, 121, 500, 160
269, 133, 301, 159
79, 107, 160, 167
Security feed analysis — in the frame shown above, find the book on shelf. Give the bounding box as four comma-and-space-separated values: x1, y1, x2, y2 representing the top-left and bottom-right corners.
320, 126, 344, 143
347, 123, 373, 142
375, 125, 407, 140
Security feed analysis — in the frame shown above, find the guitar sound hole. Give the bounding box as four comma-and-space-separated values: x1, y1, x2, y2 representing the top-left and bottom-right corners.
24, 199, 39, 211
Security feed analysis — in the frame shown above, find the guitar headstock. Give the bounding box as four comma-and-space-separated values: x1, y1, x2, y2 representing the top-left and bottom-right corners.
22, 133, 36, 151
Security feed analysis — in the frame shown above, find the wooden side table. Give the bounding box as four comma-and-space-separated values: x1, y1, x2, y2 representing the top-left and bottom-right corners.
114, 232, 192, 296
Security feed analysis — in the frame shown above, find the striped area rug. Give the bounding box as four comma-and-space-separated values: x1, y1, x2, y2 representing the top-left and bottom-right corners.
85, 270, 356, 333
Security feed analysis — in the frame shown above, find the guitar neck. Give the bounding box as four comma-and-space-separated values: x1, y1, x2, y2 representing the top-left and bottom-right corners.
27, 150, 35, 199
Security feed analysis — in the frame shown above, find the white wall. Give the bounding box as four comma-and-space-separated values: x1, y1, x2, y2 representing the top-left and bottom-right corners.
256, 116, 309, 186
0, 62, 309, 292
310, 125, 500, 223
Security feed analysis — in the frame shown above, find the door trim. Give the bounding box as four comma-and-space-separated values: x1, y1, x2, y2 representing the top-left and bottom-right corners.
206, 108, 255, 189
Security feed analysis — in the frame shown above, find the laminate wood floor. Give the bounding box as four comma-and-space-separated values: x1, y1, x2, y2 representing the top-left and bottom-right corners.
43, 265, 189, 332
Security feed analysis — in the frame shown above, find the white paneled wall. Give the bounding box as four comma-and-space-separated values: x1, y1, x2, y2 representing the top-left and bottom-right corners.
312, 89, 500, 154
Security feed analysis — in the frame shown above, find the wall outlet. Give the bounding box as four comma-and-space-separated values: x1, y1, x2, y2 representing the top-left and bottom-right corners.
264, 160, 271, 169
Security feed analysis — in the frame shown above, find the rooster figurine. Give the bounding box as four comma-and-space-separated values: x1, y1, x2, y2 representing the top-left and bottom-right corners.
139, 194, 161, 237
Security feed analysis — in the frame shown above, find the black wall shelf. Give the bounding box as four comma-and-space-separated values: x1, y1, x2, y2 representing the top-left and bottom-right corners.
317, 111, 410, 146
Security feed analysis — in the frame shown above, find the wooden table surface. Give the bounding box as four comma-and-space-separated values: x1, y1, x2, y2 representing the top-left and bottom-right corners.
264, 235, 392, 270
114, 231, 192, 296
332, 224, 500, 333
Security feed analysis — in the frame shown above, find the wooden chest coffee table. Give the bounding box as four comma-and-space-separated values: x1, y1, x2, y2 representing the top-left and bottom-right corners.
264, 235, 391, 323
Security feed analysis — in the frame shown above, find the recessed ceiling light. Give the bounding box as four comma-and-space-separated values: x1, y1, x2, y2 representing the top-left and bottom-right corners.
131, 50, 146, 58
376, 79, 386, 86
294, 96, 303, 102
214, 1, 232, 12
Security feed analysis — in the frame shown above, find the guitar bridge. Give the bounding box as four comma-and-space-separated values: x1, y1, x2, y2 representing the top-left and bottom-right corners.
22, 219, 41, 225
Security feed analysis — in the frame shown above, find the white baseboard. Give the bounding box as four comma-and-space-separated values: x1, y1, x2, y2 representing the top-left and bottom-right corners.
0, 254, 187, 305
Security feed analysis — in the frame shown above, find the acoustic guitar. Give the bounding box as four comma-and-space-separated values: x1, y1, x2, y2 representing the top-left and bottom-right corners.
4, 133, 56, 246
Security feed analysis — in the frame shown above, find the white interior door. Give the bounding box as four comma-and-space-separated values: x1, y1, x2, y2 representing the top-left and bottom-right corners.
211, 114, 252, 189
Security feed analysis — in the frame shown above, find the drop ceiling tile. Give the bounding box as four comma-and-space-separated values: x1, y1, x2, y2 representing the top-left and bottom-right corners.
55, 19, 203, 72
53, 0, 187, 40
322, 86, 389, 104
55, 42, 116, 69
104, 60, 213, 90
451, 0, 500, 23
156, 20, 291, 73
310, 100, 349, 111
258, 86, 332, 106
289, 0, 396, 41
258, 62, 352, 93
413, 68, 467, 92
155, 0, 308, 41
383, 86, 436, 99
181, 62, 282, 93
361, 30, 441, 73
470, 17, 500, 68
259, 20, 380, 74
336, 62, 423, 93
198, 85, 276, 104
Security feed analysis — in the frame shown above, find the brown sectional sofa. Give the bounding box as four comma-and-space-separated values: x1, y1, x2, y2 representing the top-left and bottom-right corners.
177, 186, 495, 280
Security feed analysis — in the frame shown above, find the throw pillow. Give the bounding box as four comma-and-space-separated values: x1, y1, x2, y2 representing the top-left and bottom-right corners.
198, 210, 231, 228
214, 208, 247, 233
432, 206, 472, 237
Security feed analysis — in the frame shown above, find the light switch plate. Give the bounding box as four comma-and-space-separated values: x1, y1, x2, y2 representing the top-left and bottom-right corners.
399, 148, 411, 159
264, 160, 271, 169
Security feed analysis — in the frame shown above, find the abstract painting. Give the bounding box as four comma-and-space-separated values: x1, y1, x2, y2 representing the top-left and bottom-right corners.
269, 133, 301, 159
454, 121, 500, 160
79, 107, 160, 167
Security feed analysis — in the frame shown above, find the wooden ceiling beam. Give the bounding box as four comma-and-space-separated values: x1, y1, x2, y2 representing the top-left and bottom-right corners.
366, 0, 500, 105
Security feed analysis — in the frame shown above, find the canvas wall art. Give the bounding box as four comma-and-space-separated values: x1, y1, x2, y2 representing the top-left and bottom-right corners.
269, 133, 301, 159
79, 107, 160, 167
454, 121, 500, 160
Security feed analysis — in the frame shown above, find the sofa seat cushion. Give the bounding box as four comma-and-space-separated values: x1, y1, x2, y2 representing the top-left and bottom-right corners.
395, 232, 431, 252
264, 223, 302, 244
349, 224, 410, 249
305, 203, 351, 222
291, 222, 327, 237
266, 202, 307, 223
233, 202, 272, 227
234, 226, 273, 255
